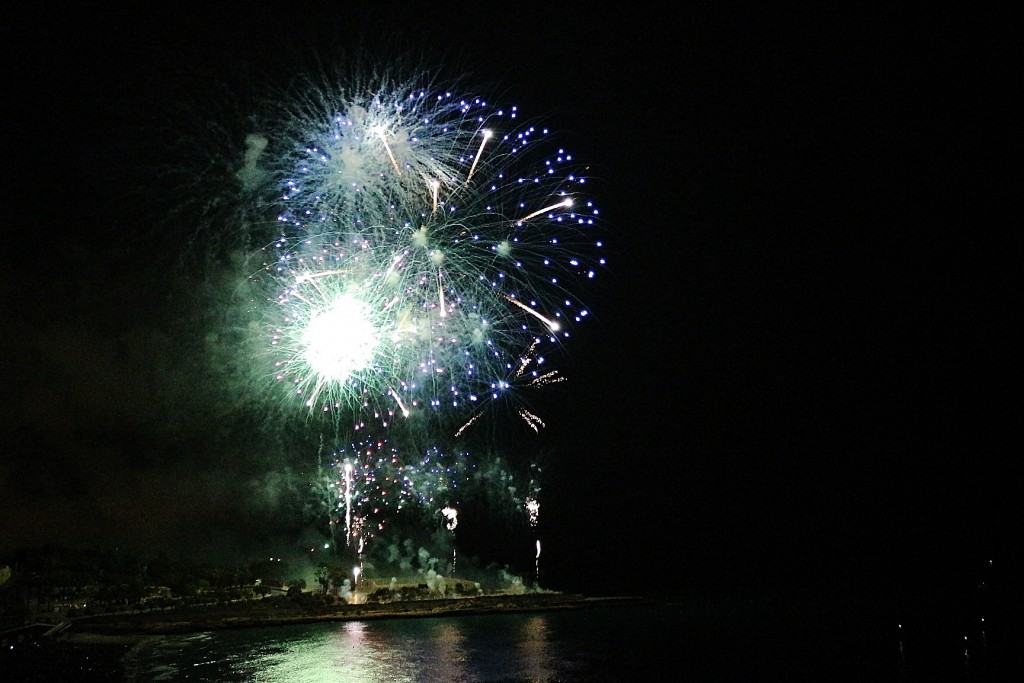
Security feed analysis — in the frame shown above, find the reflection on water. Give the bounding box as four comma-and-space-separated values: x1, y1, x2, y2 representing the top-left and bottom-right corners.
517, 615, 554, 681
126, 611, 574, 682
122, 599, 1012, 682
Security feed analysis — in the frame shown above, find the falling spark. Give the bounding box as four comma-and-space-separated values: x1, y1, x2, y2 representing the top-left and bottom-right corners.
437, 269, 446, 317
519, 408, 545, 433
389, 388, 411, 418
344, 462, 353, 546
373, 125, 402, 176
465, 129, 492, 184
454, 413, 481, 438
430, 178, 440, 214
516, 198, 573, 225
503, 294, 561, 332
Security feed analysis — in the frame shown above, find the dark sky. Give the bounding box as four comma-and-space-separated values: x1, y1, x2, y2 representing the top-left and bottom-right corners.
2, 4, 1020, 600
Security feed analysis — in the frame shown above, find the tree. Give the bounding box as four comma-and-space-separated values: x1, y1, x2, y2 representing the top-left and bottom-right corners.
315, 565, 331, 594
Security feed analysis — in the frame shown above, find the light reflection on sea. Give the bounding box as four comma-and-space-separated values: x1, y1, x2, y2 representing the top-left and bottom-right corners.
124, 610, 570, 682
121, 599, 1010, 682
123, 605, 634, 682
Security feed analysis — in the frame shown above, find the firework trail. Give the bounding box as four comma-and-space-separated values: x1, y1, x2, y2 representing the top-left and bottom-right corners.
322, 433, 472, 560
441, 505, 459, 573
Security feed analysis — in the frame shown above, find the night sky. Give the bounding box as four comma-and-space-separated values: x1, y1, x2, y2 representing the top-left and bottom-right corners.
2, 5, 1020, 602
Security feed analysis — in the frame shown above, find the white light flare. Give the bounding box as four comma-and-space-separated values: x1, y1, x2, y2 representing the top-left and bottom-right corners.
302, 294, 379, 383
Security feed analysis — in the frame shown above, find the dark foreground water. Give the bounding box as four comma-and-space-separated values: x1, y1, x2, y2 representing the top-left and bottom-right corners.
4, 591, 1015, 681
116, 598, 1012, 682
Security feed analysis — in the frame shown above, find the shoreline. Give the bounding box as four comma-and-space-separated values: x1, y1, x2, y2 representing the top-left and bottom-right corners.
61, 592, 652, 639
3, 594, 651, 681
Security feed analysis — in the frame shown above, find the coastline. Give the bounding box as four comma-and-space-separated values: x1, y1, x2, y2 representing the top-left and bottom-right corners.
2, 593, 651, 681
62, 592, 651, 638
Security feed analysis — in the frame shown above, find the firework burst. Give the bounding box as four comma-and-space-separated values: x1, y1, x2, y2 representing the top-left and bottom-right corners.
241, 70, 604, 429
163, 58, 604, 580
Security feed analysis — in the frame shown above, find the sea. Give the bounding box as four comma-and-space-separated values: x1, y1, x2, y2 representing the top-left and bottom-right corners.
115, 595, 1013, 682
